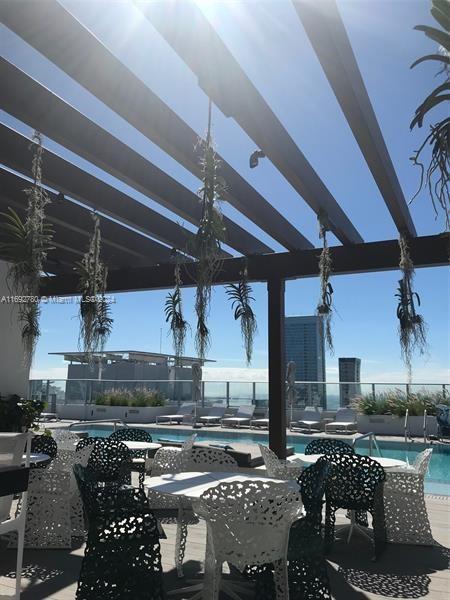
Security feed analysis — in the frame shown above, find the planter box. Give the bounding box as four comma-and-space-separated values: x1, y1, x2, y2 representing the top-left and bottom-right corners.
56, 404, 177, 424
123, 406, 175, 424
56, 404, 90, 420
357, 414, 438, 437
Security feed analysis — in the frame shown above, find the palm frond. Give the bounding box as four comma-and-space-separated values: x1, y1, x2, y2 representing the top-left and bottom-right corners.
225, 266, 257, 365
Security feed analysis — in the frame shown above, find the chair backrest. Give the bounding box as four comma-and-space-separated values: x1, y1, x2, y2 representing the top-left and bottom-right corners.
305, 438, 354, 456
52, 429, 80, 450
235, 405, 255, 418
207, 405, 226, 417
187, 447, 238, 472
198, 480, 302, 570
333, 408, 357, 423
87, 439, 132, 483
178, 403, 194, 415
297, 457, 330, 527
258, 444, 283, 477
31, 434, 58, 463
0, 433, 29, 521
109, 428, 152, 443
75, 437, 102, 452
324, 453, 385, 509
412, 448, 433, 476
299, 407, 321, 420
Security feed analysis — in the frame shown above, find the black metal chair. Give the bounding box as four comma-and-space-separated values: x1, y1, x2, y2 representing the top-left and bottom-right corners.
305, 438, 354, 456
75, 437, 103, 452
30, 435, 57, 468
243, 458, 332, 600
323, 452, 386, 560
87, 439, 132, 486
74, 464, 165, 600
109, 429, 153, 486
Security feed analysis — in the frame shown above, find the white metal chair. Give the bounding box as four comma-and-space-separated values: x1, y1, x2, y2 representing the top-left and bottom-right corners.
156, 403, 194, 424
0, 432, 32, 599
197, 479, 303, 600
384, 448, 435, 545
325, 408, 357, 433
221, 405, 255, 428
51, 429, 80, 450
259, 444, 304, 480
147, 434, 198, 577
198, 405, 227, 426
186, 446, 238, 472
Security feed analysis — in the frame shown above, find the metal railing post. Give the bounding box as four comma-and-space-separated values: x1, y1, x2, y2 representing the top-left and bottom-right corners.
423, 409, 427, 443
404, 408, 409, 444
371, 383, 376, 402
252, 382, 256, 405
226, 382, 230, 408
201, 381, 205, 407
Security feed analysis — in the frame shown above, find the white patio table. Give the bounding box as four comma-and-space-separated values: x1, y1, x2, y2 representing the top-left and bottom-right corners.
288, 453, 407, 470
122, 441, 161, 452
145, 471, 298, 599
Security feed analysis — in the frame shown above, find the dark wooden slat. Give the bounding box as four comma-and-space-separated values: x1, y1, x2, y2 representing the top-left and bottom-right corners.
40, 234, 449, 296
267, 277, 286, 458
0, 168, 173, 270
136, 0, 363, 246
0, 1, 311, 251
0, 59, 268, 257
292, 0, 417, 237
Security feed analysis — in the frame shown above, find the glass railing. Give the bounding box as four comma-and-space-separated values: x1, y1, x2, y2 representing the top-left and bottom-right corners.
28, 378, 448, 412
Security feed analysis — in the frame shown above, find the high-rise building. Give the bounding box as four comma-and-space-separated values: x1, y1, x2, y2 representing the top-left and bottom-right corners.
284, 316, 326, 407
339, 357, 361, 406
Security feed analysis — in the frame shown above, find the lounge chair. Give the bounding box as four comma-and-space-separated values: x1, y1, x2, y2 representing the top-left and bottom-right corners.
292, 407, 322, 432
221, 405, 255, 428
155, 403, 194, 425
199, 404, 227, 426
325, 408, 357, 434
250, 409, 269, 429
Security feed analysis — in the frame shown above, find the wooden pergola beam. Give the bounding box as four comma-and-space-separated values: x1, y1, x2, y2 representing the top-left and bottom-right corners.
40, 234, 449, 297
292, 0, 417, 237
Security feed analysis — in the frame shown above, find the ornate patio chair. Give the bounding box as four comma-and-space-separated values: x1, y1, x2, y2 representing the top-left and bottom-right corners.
197, 479, 302, 600
74, 464, 164, 600
110, 428, 153, 486
75, 437, 103, 452
258, 444, 304, 479
186, 446, 238, 472
147, 434, 198, 577
323, 453, 386, 559
52, 429, 80, 450
305, 438, 354, 456
87, 438, 132, 485
384, 448, 434, 545
244, 458, 332, 600
30, 434, 57, 467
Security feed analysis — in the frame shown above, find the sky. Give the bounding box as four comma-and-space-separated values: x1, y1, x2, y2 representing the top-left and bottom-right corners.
0, 0, 448, 384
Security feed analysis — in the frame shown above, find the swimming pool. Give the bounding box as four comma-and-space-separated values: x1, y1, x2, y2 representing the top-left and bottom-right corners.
74, 425, 450, 495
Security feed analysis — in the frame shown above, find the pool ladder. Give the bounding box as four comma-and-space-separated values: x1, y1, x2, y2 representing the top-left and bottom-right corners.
352, 432, 382, 457
404, 409, 429, 444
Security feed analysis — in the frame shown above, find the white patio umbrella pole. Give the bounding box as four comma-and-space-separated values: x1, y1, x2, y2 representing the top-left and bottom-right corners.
192, 362, 202, 428
286, 361, 296, 428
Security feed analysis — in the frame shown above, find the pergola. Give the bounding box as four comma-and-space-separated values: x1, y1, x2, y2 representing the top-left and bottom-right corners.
0, 0, 447, 456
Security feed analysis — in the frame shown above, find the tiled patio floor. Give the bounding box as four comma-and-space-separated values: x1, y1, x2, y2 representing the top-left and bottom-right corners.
0, 494, 448, 600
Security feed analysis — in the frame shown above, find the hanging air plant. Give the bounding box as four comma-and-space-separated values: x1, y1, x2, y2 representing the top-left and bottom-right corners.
396, 234, 427, 380
75, 213, 113, 361
0, 131, 54, 366
165, 250, 189, 364
316, 214, 334, 354
190, 99, 226, 359
410, 0, 450, 228
226, 263, 257, 365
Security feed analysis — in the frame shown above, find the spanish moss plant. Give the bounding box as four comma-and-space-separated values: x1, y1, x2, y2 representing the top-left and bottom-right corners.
190, 100, 226, 359
226, 263, 257, 365
410, 0, 450, 229
396, 234, 427, 380
316, 215, 334, 354
0, 131, 54, 366
165, 250, 189, 364
75, 213, 113, 362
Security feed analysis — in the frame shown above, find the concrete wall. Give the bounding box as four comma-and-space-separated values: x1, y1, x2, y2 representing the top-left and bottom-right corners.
0, 260, 30, 397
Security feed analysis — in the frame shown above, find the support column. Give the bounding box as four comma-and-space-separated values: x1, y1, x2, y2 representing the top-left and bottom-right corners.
267, 276, 286, 458
0, 260, 30, 397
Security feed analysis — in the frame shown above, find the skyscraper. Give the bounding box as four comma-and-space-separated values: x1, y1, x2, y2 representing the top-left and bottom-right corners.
284, 316, 326, 407
339, 357, 362, 406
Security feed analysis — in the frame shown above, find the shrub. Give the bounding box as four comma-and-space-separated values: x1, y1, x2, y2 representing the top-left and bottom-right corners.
352, 389, 449, 417
94, 388, 166, 408
0, 394, 46, 431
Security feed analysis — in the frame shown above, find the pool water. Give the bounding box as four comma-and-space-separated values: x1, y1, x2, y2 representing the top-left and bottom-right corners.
76, 425, 450, 495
